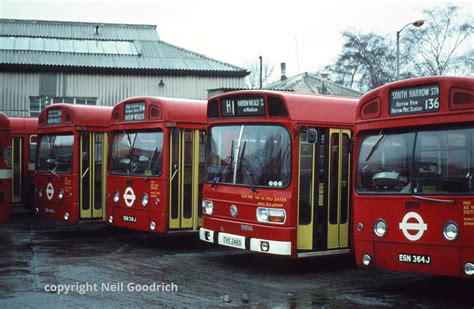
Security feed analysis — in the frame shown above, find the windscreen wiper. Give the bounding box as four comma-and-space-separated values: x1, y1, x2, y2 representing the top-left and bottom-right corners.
410, 195, 455, 204
365, 130, 384, 161
123, 130, 132, 147
237, 141, 258, 193
48, 166, 60, 178
48, 136, 60, 176
211, 140, 234, 189
147, 146, 158, 171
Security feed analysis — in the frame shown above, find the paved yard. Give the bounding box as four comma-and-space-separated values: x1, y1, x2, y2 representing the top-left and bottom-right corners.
0, 209, 473, 308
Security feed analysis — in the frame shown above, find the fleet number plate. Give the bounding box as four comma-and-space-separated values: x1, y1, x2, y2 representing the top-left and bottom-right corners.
398, 253, 431, 264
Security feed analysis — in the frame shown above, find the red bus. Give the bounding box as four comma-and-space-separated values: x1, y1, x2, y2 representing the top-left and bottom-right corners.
200, 90, 357, 258
35, 104, 112, 224
0, 112, 11, 222
354, 76, 474, 277
106, 97, 207, 233
9, 117, 38, 211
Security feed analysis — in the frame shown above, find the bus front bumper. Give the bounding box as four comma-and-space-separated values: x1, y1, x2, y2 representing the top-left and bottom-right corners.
200, 227, 292, 256
356, 240, 474, 278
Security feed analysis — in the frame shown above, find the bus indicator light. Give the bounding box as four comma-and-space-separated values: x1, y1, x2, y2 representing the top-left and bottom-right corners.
113, 191, 120, 203
141, 193, 149, 207
58, 188, 64, 200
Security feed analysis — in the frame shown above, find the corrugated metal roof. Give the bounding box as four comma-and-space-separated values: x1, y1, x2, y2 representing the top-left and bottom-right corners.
265, 72, 361, 98
0, 19, 248, 76
0, 19, 159, 41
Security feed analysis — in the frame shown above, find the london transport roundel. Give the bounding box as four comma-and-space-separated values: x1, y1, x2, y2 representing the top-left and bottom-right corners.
46, 182, 54, 201
123, 187, 136, 207
399, 212, 428, 241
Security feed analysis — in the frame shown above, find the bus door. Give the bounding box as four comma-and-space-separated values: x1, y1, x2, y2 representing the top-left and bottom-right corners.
169, 129, 204, 230
297, 128, 351, 252
327, 129, 351, 249
11, 137, 22, 203
80, 132, 108, 220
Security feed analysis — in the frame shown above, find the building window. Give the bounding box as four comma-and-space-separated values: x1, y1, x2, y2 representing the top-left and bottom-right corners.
30, 96, 98, 116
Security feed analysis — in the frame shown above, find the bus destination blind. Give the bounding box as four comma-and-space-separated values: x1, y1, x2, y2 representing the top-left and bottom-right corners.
221, 98, 265, 117
389, 84, 440, 116
124, 102, 146, 121
46, 109, 62, 125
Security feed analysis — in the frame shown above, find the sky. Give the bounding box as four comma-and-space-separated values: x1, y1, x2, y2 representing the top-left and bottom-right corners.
0, 0, 472, 81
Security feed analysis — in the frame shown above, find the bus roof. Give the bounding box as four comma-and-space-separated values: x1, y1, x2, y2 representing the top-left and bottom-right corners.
0, 112, 9, 131
9, 117, 38, 134
39, 103, 112, 129
112, 96, 207, 125
208, 90, 357, 126
357, 76, 473, 126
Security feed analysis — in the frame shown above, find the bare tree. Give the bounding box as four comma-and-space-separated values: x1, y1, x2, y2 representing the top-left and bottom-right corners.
404, 5, 473, 76
326, 31, 401, 92
244, 58, 275, 89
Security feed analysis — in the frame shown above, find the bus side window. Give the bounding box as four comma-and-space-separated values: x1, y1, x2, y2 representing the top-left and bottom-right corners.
29, 135, 37, 162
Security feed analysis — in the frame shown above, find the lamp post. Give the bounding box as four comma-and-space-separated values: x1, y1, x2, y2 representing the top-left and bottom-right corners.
396, 19, 425, 79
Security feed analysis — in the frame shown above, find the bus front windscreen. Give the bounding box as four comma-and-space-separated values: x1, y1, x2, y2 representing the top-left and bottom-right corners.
36, 134, 74, 174
206, 125, 291, 188
357, 126, 474, 194
109, 130, 163, 176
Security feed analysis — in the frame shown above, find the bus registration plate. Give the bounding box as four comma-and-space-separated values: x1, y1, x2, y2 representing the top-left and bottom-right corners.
398, 253, 431, 264
219, 233, 245, 249
123, 215, 137, 223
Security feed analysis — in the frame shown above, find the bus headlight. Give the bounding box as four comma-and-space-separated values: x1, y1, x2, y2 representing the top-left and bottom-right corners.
256, 208, 268, 222
465, 263, 474, 276
202, 200, 213, 215
256, 208, 286, 224
443, 222, 458, 241
142, 193, 149, 207
374, 219, 387, 237
108, 216, 113, 224
150, 221, 156, 231
58, 188, 64, 200
113, 191, 120, 203
38, 187, 43, 198
362, 254, 372, 266
64, 212, 69, 221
